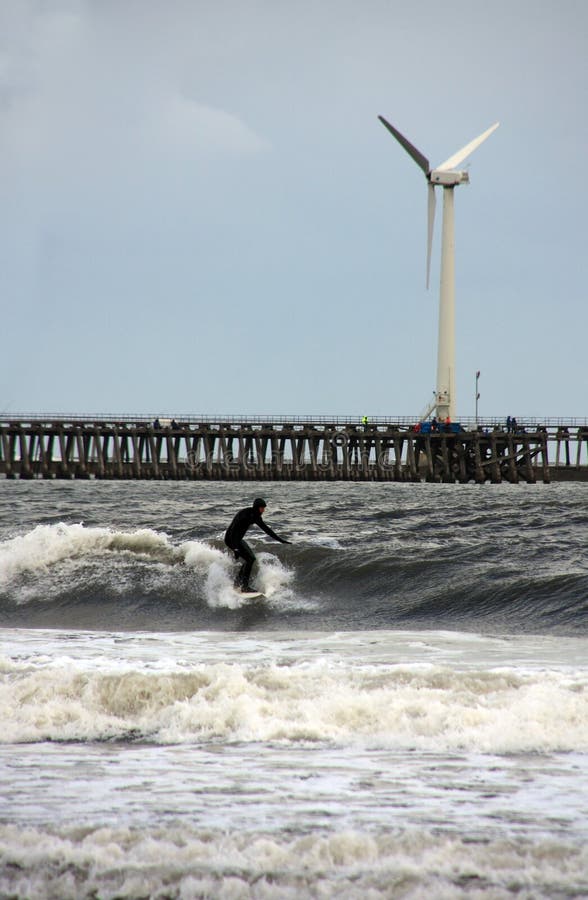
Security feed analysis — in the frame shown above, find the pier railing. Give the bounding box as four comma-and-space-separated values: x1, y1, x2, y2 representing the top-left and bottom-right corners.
1, 416, 587, 483
2, 413, 587, 429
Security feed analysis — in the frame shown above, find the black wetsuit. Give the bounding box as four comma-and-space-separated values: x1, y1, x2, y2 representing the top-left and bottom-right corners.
224, 507, 288, 590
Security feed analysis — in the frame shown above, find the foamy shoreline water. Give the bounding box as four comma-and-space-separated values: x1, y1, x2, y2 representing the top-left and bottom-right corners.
1, 628, 587, 752
1, 819, 586, 900
1, 627, 587, 898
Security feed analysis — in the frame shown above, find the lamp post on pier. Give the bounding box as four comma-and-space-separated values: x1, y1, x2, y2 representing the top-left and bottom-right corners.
475, 370, 481, 427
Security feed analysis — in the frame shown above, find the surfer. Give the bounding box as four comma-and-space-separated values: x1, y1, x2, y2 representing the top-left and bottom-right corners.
224, 498, 290, 592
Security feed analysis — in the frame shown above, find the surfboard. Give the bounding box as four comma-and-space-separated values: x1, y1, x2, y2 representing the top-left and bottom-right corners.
239, 591, 265, 601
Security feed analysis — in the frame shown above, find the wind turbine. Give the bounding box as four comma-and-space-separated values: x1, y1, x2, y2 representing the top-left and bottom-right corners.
378, 116, 499, 422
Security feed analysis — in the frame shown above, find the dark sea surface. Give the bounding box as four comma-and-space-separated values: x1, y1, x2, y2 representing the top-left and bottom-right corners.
0, 480, 587, 898
0, 480, 586, 634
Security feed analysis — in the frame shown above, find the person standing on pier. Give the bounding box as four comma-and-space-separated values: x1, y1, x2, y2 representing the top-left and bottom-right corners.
224, 498, 290, 593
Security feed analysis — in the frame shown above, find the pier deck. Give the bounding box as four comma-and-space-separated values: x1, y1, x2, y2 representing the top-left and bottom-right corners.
1, 416, 587, 483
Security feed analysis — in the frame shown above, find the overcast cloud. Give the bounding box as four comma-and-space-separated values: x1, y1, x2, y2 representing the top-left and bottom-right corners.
1, 0, 586, 419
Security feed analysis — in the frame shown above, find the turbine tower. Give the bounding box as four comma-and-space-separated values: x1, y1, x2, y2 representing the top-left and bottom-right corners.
378, 116, 499, 422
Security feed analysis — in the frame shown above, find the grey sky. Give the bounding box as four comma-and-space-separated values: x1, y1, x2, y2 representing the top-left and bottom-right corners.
1, 0, 586, 419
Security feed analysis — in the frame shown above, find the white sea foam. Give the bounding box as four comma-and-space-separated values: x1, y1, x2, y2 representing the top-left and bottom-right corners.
0, 822, 585, 900
1, 654, 586, 752
181, 540, 294, 609
180, 538, 237, 608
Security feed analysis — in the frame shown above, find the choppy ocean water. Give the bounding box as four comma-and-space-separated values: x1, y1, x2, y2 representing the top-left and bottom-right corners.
0, 480, 587, 898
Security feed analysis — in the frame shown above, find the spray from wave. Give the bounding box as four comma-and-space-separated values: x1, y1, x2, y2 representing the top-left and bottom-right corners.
0, 523, 179, 580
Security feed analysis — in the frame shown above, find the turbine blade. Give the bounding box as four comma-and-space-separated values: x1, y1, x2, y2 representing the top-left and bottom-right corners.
378, 116, 430, 175
436, 122, 499, 172
426, 183, 436, 290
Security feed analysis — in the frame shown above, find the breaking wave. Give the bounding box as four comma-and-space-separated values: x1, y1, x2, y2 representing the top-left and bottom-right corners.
0, 480, 587, 632
1, 652, 587, 752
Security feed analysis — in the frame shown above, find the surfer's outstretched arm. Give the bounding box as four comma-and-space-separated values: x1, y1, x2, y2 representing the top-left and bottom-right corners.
257, 518, 290, 544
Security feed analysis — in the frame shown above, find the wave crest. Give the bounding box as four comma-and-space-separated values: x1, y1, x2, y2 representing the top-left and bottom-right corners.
0, 523, 180, 583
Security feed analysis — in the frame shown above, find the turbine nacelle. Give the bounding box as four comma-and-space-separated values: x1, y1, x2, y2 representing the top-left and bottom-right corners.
430, 170, 469, 186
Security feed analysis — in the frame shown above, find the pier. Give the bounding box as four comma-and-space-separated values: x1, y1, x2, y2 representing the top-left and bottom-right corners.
1, 415, 588, 483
